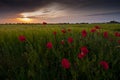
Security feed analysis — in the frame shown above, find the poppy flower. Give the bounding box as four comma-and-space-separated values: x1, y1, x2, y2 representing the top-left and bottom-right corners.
61, 29, 66, 33
117, 33, 120, 37
115, 32, 119, 37
119, 34, 120, 37
100, 61, 109, 70
68, 37, 73, 43
61, 40, 65, 45
103, 31, 108, 38
95, 26, 100, 29
53, 31, 57, 35
61, 58, 70, 69
18, 35, 26, 42
80, 46, 89, 54
46, 42, 53, 49
43, 22, 47, 25
81, 30, 87, 37
90, 28, 96, 33
78, 52, 86, 59
114, 32, 120, 37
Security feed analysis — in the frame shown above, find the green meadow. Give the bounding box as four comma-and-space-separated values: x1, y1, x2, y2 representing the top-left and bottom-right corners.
0, 24, 120, 80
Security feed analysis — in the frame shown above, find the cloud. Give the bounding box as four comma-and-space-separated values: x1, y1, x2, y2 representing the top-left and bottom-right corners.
0, 0, 120, 12
0, 0, 120, 23
20, 3, 68, 19
87, 11, 120, 16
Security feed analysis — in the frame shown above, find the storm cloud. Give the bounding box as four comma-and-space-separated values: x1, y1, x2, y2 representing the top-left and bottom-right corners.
0, 0, 120, 23
0, 0, 120, 12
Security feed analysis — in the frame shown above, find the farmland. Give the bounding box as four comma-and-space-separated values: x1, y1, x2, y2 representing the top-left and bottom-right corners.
0, 24, 120, 80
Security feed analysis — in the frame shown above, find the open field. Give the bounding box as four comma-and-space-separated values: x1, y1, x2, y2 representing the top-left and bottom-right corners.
0, 24, 120, 80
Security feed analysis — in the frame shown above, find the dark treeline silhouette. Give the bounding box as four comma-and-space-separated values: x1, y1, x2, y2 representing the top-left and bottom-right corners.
107, 21, 120, 24
0, 21, 120, 25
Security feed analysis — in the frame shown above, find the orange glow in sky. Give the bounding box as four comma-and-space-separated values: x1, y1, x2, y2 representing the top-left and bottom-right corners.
17, 17, 33, 23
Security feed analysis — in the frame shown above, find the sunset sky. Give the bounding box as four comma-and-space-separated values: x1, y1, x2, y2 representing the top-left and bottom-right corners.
0, 0, 120, 23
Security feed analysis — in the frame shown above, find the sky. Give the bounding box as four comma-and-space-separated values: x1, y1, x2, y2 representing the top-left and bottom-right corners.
0, 0, 120, 23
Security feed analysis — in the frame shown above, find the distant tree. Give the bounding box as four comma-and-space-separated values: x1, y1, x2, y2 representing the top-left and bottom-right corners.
42, 22, 47, 25
108, 21, 120, 24
75, 23, 88, 24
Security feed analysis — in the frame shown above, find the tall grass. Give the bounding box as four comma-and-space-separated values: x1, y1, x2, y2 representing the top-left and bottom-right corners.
0, 24, 120, 80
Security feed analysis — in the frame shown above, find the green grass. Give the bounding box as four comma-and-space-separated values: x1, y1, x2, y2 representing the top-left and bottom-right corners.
0, 24, 120, 80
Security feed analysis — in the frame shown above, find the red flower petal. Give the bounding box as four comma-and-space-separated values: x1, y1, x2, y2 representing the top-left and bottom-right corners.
90, 28, 96, 33
80, 46, 89, 54
68, 37, 73, 43
81, 30, 87, 37
115, 32, 120, 37
78, 52, 86, 59
46, 42, 53, 49
61, 40, 65, 45
61, 58, 70, 69
18, 35, 26, 42
103, 31, 108, 38
95, 26, 100, 29
100, 61, 109, 70
53, 31, 57, 35
115, 32, 119, 37
61, 29, 66, 33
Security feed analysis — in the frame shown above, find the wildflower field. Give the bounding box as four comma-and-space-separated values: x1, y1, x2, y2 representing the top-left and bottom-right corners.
0, 24, 120, 80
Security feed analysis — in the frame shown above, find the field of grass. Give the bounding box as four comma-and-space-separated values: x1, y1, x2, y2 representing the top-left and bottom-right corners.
0, 24, 120, 80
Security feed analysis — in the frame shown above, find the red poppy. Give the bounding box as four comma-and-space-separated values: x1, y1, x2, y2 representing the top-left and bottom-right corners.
103, 31, 108, 38
61, 58, 70, 69
100, 61, 109, 70
43, 22, 47, 25
46, 42, 53, 49
80, 46, 89, 54
95, 26, 100, 29
78, 52, 86, 59
90, 28, 96, 33
81, 30, 87, 37
18, 35, 26, 42
61, 40, 65, 45
114, 32, 120, 37
53, 31, 57, 35
118, 33, 120, 37
119, 34, 120, 37
115, 32, 119, 37
61, 29, 66, 33
68, 37, 73, 43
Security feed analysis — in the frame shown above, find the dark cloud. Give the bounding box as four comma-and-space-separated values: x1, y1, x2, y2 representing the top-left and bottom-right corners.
87, 11, 120, 16
0, 0, 120, 12
0, 0, 120, 22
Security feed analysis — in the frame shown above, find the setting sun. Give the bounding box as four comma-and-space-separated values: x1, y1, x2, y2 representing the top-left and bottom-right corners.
17, 17, 32, 23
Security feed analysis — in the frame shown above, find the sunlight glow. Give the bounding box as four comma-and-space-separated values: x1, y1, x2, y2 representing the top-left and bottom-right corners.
20, 3, 67, 19
17, 17, 33, 22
